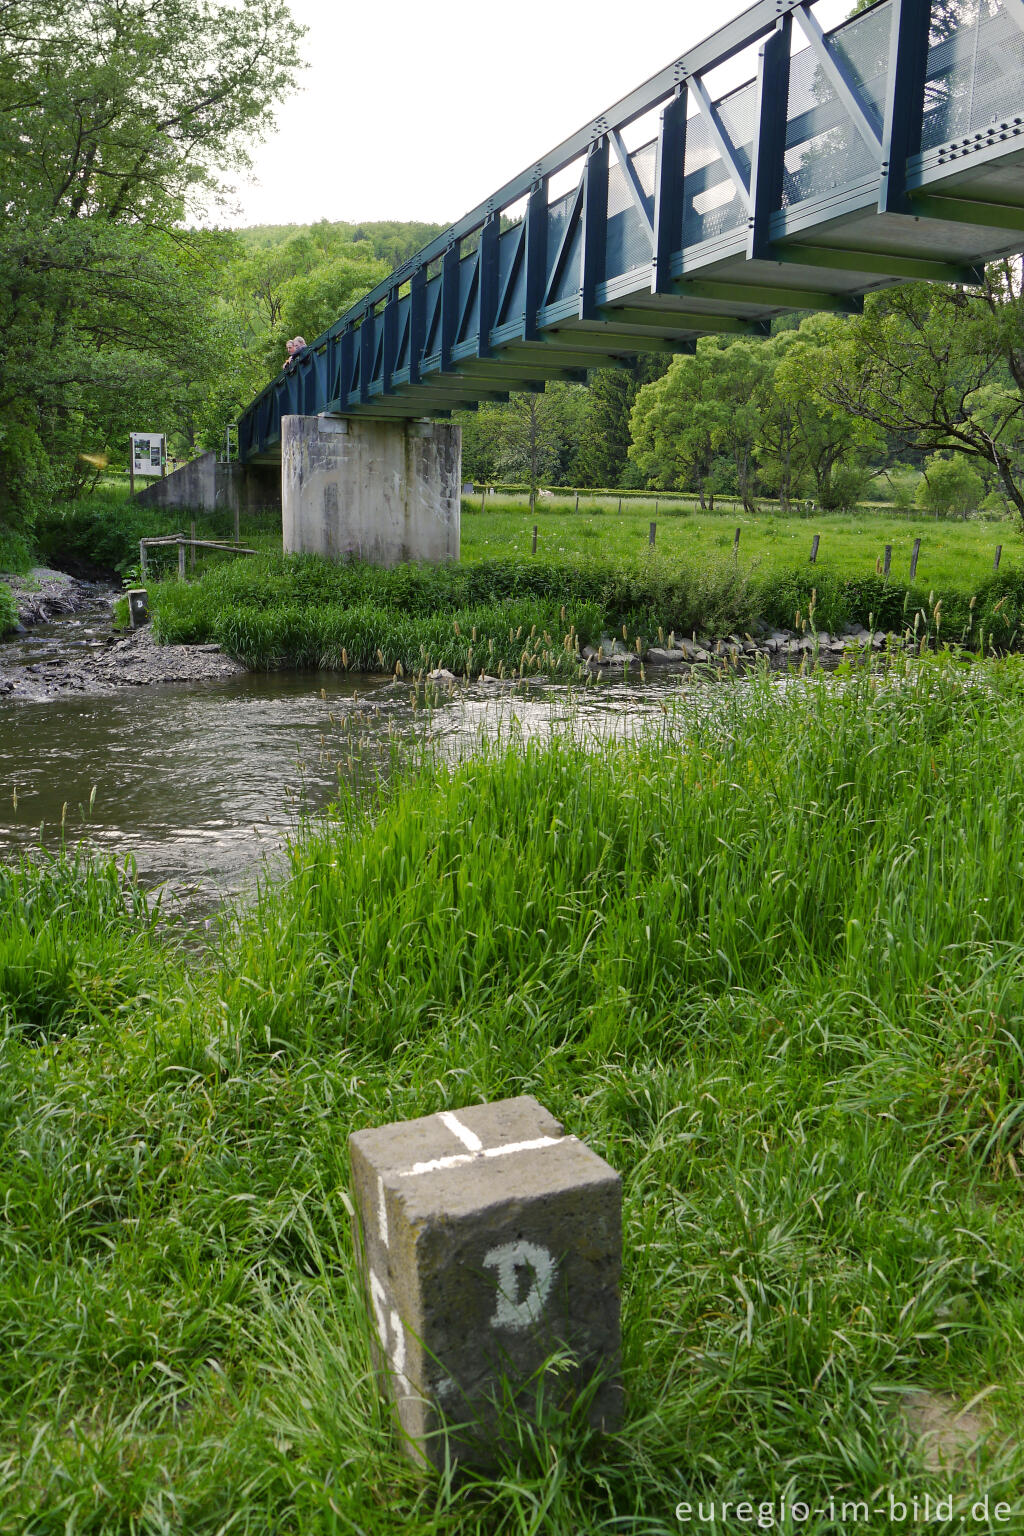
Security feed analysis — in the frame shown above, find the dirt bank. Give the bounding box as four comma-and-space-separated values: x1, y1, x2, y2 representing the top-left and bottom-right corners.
4, 566, 100, 627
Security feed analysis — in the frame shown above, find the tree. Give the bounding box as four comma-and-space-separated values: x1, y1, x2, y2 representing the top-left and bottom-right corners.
815, 267, 1024, 523
915, 453, 985, 518
458, 384, 588, 493
769, 315, 881, 510
628, 338, 768, 511
572, 356, 670, 489
0, 0, 303, 531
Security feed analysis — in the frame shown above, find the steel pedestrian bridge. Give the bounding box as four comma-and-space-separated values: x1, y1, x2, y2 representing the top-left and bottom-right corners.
238, 0, 1024, 463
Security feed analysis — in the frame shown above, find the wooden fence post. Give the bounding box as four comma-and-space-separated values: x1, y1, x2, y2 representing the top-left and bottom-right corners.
733, 526, 741, 558
883, 544, 892, 578
910, 537, 921, 582
532, 525, 538, 554
809, 534, 820, 564
190, 520, 196, 574
139, 539, 147, 578
994, 544, 1003, 572
649, 521, 656, 548
178, 539, 186, 580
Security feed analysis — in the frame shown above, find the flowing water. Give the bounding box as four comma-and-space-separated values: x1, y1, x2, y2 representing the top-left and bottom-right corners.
0, 609, 702, 912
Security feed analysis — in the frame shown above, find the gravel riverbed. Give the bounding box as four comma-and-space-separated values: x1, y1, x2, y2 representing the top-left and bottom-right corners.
1, 569, 244, 700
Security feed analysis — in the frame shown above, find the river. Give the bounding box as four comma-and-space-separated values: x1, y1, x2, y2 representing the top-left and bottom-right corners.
0, 608, 700, 912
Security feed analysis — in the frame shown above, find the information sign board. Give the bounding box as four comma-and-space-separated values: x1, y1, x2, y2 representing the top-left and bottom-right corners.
130, 433, 166, 477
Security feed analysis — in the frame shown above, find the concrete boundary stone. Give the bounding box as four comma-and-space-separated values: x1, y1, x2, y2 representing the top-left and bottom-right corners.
349, 1095, 622, 1468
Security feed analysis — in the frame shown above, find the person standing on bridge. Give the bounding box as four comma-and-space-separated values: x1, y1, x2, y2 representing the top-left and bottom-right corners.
283, 337, 307, 370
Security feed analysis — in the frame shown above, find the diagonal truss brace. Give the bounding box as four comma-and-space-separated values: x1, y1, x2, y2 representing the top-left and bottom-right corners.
688, 73, 752, 211
609, 128, 655, 242
795, 2, 882, 157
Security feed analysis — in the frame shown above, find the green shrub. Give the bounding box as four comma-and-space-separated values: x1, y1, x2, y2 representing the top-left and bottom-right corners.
0, 416, 53, 540
0, 581, 17, 635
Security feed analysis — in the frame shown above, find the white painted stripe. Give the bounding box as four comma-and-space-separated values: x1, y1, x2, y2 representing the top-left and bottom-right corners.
403, 1152, 476, 1176
377, 1174, 389, 1247
399, 1134, 569, 1177
485, 1136, 566, 1159
438, 1111, 483, 1152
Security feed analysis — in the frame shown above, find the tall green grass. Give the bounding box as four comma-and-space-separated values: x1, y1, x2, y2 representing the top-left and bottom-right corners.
3, 654, 1024, 1530
150, 551, 761, 671
151, 549, 1024, 671
0, 851, 163, 1039
0, 581, 16, 635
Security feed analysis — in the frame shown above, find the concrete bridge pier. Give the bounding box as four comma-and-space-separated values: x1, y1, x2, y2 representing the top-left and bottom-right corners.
281, 414, 461, 565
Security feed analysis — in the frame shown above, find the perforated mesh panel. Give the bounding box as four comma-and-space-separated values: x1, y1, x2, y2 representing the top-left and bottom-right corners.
782, 5, 892, 209
496, 226, 524, 326
457, 258, 479, 345
547, 187, 577, 271
830, 3, 891, 133
546, 185, 582, 303
683, 82, 755, 247
605, 139, 656, 278
922, 0, 1024, 148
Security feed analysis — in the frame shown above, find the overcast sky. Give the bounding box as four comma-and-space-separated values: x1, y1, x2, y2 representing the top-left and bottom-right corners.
221, 0, 852, 229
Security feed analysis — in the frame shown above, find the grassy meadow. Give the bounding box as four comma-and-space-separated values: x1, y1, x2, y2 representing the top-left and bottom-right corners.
3, 654, 1024, 1531
461, 497, 1020, 595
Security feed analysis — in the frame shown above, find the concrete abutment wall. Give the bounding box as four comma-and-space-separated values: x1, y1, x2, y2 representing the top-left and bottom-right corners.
282, 414, 461, 566
133, 451, 281, 519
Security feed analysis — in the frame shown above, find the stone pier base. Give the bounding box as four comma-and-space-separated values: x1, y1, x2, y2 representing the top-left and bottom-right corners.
281, 414, 460, 566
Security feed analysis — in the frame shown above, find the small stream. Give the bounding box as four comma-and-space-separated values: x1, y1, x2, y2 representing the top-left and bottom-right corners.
0, 609, 705, 911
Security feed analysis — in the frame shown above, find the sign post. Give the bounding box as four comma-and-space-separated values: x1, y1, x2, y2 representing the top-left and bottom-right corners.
129, 433, 167, 496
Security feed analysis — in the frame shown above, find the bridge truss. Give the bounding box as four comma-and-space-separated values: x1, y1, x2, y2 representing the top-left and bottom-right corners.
238, 0, 1024, 462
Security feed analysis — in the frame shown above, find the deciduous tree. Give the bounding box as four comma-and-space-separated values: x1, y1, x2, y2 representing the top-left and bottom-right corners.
0, 0, 302, 531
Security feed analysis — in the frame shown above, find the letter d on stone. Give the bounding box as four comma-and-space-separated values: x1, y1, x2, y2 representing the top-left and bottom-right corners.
483, 1240, 555, 1330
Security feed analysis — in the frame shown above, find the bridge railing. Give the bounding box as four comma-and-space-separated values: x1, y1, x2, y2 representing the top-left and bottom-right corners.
238, 0, 1024, 461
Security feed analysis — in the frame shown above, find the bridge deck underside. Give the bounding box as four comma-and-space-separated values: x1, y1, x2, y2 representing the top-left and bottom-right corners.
239, 0, 1024, 463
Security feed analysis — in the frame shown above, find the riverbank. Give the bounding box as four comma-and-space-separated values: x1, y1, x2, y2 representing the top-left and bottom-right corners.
147, 548, 1024, 676
1, 565, 99, 630
2, 653, 1023, 1530
0, 594, 245, 700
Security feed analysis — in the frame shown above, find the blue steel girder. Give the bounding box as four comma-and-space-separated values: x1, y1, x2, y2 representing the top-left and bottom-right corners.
237, 0, 1024, 462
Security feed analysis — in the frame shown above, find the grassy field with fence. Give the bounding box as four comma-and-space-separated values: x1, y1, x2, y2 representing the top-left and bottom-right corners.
462, 498, 1020, 595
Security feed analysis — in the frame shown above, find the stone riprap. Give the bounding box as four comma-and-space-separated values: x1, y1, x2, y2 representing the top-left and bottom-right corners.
349, 1095, 622, 1469
582, 623, 887, 673
2, 568, 97, 628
